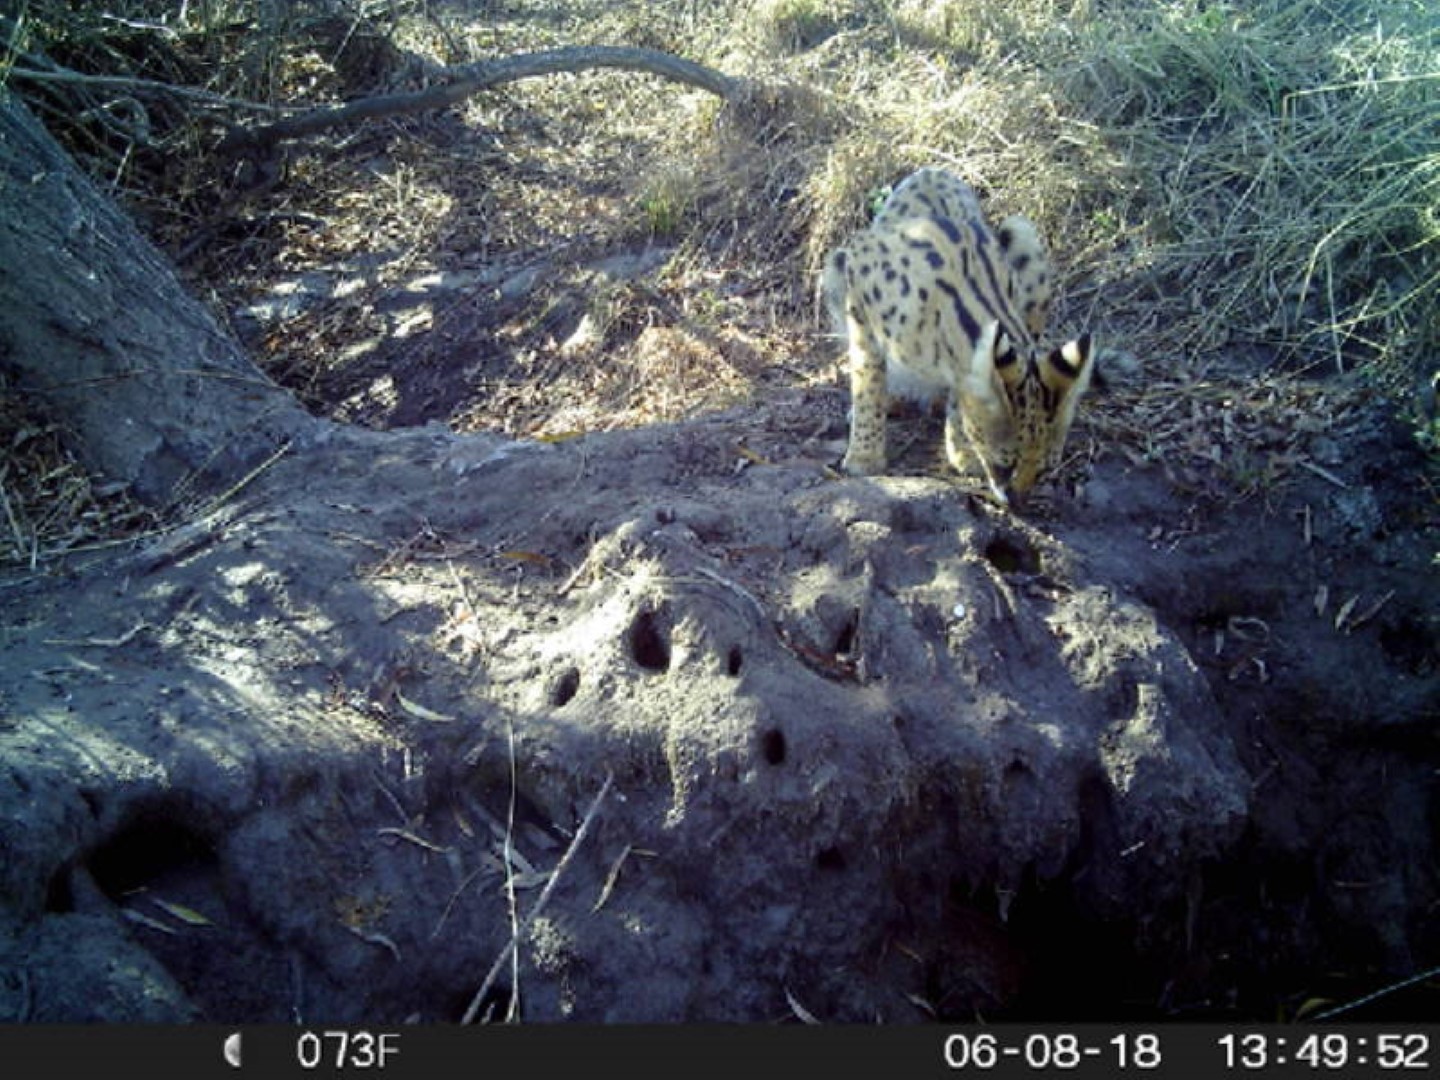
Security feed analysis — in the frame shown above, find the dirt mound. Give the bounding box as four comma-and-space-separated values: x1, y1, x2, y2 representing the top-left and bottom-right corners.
2, 406, 1262, 1022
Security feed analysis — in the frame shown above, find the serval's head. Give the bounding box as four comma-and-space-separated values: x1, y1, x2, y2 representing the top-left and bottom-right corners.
958, 324, 1095, 503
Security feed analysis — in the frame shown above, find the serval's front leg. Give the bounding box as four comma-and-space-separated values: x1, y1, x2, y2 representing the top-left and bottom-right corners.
840, 310, 888, 476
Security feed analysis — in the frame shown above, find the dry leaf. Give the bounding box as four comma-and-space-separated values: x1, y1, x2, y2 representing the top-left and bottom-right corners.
394, 690, 454, 723
1334, 594, 1359, 632
43, 621, 149, 648
123, 908, 177, 935
904, 992, 938, 1017
377, 827, 450, 854
1294, 997, 1334, 1021
592, 843, 634, 913
1348, 589, 1395, 631
497, 549, 552, 565
784, 985, 820, 1024
150, 896, 213, 926
504, 869, 551, 891
453, 807, 474, 838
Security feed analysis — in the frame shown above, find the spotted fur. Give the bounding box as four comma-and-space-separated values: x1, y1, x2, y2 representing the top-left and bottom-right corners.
823, 167, 1094, 504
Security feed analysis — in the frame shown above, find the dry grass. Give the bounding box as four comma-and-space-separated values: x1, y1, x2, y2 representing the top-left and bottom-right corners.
1061, 1, 1439, 372
2, 0, 1436, 565
0, 373, 161, 570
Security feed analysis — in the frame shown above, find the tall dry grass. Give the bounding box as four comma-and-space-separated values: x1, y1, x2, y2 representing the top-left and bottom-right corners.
1059, 0, 1438, 383
679, 0, 1438, 400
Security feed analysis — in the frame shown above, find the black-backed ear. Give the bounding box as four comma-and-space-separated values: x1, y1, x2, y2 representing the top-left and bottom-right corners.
993, 330, 1024, 384
1041, 333, 1094, 390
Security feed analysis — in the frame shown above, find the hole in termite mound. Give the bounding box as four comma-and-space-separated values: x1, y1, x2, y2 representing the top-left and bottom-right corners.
550, 666, 581, 706
983, 533, 1040, 575
628, 607, 671, 672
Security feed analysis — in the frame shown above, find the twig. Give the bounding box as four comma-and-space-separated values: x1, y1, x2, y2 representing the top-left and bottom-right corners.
176, 436, 293, 518
1297, 457, 1349, 489
502, 714, 521, 1022
4, 60, 281, 113
16, 967, 31, 1023
371, 770, 411, 826
592, 843, 634, 913
376, 827, 450, 854
1310, 964, 1440, 1020
0, 470, 27, 555
690, 564, 770, 625
460, 770, 614, 1024
289, 953, 307, 1023
42, 621, 149, 648
431, 863, 493, 940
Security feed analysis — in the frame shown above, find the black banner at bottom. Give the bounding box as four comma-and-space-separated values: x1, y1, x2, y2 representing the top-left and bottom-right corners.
0, 1023, 1435, 1078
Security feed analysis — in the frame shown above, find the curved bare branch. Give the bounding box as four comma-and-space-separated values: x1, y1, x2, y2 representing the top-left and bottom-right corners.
219, 45, 740, 155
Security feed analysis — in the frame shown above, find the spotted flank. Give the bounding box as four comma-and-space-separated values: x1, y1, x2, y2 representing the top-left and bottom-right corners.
822, 167, 1094, 505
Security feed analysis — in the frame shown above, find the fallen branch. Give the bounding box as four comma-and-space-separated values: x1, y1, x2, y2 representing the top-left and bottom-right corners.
219, 45, 740, 155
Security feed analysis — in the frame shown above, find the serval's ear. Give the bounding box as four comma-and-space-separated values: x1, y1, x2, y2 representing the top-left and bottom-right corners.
990, 328, 1026, 391
961, 321, 1011, 408
1039, 333, 1095, 398
1040, 334, 1095, 435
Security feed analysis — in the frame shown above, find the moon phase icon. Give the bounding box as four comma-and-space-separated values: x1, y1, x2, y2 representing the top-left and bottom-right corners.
223, 1032, 243, 1068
